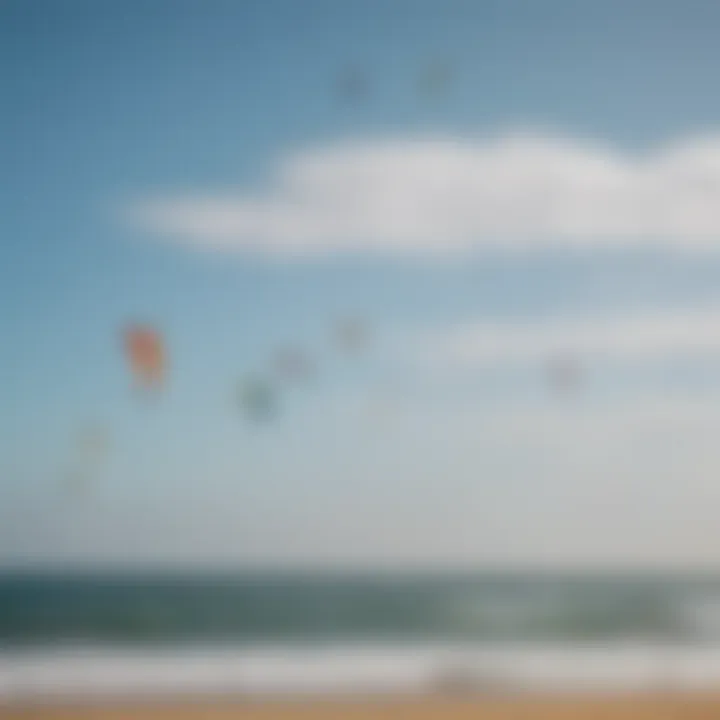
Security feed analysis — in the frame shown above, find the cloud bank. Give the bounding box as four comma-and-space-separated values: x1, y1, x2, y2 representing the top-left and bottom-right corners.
132, 130, 720, 256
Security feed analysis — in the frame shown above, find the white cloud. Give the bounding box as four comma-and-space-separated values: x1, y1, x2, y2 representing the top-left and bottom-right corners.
131, 130, 720, 256
412, 305, 720, 369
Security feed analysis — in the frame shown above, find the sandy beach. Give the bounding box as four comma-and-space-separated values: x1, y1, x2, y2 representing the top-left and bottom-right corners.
4, 694, 720, 719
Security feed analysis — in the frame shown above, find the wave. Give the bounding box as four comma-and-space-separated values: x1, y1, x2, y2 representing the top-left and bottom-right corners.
3, 642, 720, 701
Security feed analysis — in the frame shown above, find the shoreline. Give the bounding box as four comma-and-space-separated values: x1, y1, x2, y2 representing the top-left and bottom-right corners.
4, 692, 720, 719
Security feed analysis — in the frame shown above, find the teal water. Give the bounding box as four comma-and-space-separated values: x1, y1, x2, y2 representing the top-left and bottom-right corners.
2, 572, 719, 647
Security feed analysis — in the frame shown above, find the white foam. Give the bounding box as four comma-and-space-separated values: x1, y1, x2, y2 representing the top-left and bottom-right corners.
2, 643, 720, 702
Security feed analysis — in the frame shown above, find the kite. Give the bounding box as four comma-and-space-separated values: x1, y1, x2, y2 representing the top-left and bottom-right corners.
123, 325, 166, 391
274, 348, 316, 382
273, 347, 314, 383
333, 317, 369, 354
238, 376, 277, 421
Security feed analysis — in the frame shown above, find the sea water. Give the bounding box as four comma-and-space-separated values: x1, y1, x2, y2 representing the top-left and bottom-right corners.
2, 571, 720, 700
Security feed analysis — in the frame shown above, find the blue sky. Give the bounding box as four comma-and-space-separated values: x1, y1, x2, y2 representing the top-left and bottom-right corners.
6, 0, 720, 569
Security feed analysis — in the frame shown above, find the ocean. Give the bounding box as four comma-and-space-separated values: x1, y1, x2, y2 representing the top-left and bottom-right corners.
3, 571, 720, 700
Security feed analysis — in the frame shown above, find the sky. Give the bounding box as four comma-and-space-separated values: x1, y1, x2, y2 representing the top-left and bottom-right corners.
6, 0, 720, 569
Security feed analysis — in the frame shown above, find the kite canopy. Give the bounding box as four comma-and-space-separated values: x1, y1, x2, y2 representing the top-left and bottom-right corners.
123, 325, 166, 389
238, 376, 277, 421
334, 317, 369, 354
273, 347, 314, 382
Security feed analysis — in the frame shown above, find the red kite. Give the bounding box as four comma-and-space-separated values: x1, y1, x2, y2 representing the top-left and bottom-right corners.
123, 324, 166, 390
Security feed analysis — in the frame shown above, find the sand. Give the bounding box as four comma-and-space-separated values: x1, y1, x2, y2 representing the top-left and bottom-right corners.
4, 694, 720, 719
